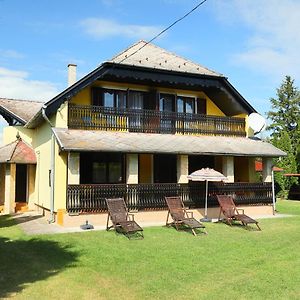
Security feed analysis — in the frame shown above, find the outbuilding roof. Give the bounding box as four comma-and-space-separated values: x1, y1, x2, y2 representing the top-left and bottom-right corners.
0, 138, 36, 164
0, 98, 43, 124
52, 128, 286, 158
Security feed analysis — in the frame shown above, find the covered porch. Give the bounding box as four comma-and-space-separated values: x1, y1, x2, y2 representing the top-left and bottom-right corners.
54, 128, 285, 218
0, 138, 36, 214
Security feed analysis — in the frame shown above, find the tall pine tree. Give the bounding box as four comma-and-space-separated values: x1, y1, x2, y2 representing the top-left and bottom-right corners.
268, 76, 300, 197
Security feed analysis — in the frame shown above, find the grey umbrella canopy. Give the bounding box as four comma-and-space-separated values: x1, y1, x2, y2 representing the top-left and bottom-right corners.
187, 168, 228, 222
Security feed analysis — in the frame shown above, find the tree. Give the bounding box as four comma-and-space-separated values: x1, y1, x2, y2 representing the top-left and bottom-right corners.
267, 76, 300, 197
273, 131, 298, 198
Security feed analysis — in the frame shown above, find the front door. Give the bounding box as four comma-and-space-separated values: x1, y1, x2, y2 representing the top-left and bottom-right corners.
15, 164, 27, 203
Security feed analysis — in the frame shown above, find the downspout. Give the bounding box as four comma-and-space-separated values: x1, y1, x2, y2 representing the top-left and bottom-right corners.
42, 105, 55, 223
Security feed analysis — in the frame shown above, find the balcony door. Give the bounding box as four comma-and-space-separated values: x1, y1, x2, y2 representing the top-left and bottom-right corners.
159, 94, 176, 133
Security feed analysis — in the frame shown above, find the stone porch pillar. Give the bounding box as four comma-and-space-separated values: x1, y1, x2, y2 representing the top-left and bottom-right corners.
126, 154, 139, 184
222, 156, 234, 182
262, 158, 273, 182
177, 155, 188, 183
4, 163, 16, 214
68, 152, 80, 184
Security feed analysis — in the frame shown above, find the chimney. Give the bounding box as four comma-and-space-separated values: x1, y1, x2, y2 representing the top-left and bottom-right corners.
68, 63, 77, 87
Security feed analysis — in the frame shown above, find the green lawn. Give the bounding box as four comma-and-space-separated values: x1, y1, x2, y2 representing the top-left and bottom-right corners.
1, 200, 300, 300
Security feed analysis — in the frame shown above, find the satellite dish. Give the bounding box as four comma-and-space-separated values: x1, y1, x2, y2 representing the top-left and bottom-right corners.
248, 113, 267, 134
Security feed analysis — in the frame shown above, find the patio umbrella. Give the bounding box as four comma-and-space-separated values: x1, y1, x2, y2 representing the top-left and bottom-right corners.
187, 168, 228, 222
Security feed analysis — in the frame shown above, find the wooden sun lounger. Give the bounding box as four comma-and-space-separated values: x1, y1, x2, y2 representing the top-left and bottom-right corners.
106, 198, 144, 239
216, 195, 261, 230
165, 196, 206, 236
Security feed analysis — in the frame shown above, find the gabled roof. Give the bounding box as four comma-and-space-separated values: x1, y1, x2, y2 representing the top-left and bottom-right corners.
109, 40, 222, 77
25, 41, 256, 128
0, 138, 36, 164
0, 98, 44, 125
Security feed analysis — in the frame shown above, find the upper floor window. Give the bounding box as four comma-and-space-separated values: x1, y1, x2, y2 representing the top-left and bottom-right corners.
177, 96, 195, 114
92, 88, 127, 108
92, 87, 206, 115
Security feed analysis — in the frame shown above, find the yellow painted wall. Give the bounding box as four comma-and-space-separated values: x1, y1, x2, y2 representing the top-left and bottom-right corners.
54, 145, 67, 210
33, 120, 52, 209
3, 126, 35, 145
206, 98, 225, 116
33, 116, 68, 212
27, 165, 36, 210
69, 81, 226, 117
54, 101, 68, 128
0, 164, 5, 205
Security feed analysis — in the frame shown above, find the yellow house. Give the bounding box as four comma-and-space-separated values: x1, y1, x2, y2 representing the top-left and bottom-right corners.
0, 41, 286, 225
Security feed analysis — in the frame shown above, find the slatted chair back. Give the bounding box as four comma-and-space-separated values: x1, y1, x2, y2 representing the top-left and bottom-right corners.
106, 198, 128, 225
165, 196, 186, 220
216, 195, 238, 218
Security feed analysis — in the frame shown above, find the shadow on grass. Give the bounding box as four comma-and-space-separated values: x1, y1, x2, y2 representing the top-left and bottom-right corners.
214, 220, 260, 231
0, 237, 78, 298
0, 214, 44, 228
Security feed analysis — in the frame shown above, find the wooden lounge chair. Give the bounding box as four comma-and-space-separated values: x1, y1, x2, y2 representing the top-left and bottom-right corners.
216, 195, 261, 230
106, 198, 144, 239
165, 196, 206, 236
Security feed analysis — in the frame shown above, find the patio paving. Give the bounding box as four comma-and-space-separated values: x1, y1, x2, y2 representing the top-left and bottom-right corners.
6, 211, 293, 235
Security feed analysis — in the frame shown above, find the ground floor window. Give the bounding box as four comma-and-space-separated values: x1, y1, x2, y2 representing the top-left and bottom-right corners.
80, 152, 124, 184
188, 155, 215, 174
153, 154, 177, 183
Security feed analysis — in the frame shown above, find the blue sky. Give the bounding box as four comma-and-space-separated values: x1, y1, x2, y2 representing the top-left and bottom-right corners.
1, 0, 300, 143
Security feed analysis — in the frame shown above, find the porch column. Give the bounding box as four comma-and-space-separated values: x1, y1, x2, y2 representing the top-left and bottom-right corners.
68, 152, 80, 184
222, 156, 234, 182
126, 154, 139, 184
0, 164, 5, 210
177, 155, 188, 183
4, 163, 16, 214
262, 158, 273, 182
27, 165, 36, 210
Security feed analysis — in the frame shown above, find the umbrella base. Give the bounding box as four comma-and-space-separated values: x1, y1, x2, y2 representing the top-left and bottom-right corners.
200, 217, 212, 222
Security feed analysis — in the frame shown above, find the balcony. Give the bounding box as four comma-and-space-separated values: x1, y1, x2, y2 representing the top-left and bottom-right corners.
68, 104, 246, 137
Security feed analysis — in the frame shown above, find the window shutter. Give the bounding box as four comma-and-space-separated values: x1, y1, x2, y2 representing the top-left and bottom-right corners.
91, 87, 103, 106
197, 98, 207, 115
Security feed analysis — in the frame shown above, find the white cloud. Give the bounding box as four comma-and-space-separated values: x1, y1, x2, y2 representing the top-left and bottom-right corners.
80, 18, 163, 40
213, 0, 300, 80
0, 49, 25, 59
0, 67, 59, 101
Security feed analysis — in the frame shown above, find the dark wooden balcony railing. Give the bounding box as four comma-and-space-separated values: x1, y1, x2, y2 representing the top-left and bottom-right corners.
67, 182, 272, 214
68, 104, 246, 137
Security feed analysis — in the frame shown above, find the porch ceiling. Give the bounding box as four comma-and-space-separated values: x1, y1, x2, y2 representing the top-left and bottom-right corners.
52, 128, 286, 157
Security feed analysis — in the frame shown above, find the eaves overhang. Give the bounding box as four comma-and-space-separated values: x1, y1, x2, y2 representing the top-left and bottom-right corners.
0, 105, 26, 125
25, 62, 256, 128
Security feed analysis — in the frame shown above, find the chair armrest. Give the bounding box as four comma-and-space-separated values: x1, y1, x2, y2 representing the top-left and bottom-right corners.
237, 209, 244, 215
186, 211, 194, 218
128, 213, 135, 221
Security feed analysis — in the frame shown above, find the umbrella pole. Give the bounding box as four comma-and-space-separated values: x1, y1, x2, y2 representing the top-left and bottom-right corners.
205, 180, 208, 217
201, 180, 212, 222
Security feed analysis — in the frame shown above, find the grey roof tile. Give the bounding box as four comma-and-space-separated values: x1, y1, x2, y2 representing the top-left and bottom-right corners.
109, 40, 222, 77
53, 128, 286, 157
0, 98, 43, 123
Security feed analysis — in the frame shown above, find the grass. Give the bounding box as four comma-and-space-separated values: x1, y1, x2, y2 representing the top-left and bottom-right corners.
0, 200, 300, 299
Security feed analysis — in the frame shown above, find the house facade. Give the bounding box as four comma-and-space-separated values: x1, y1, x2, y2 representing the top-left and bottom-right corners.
0, 41, 285, 224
